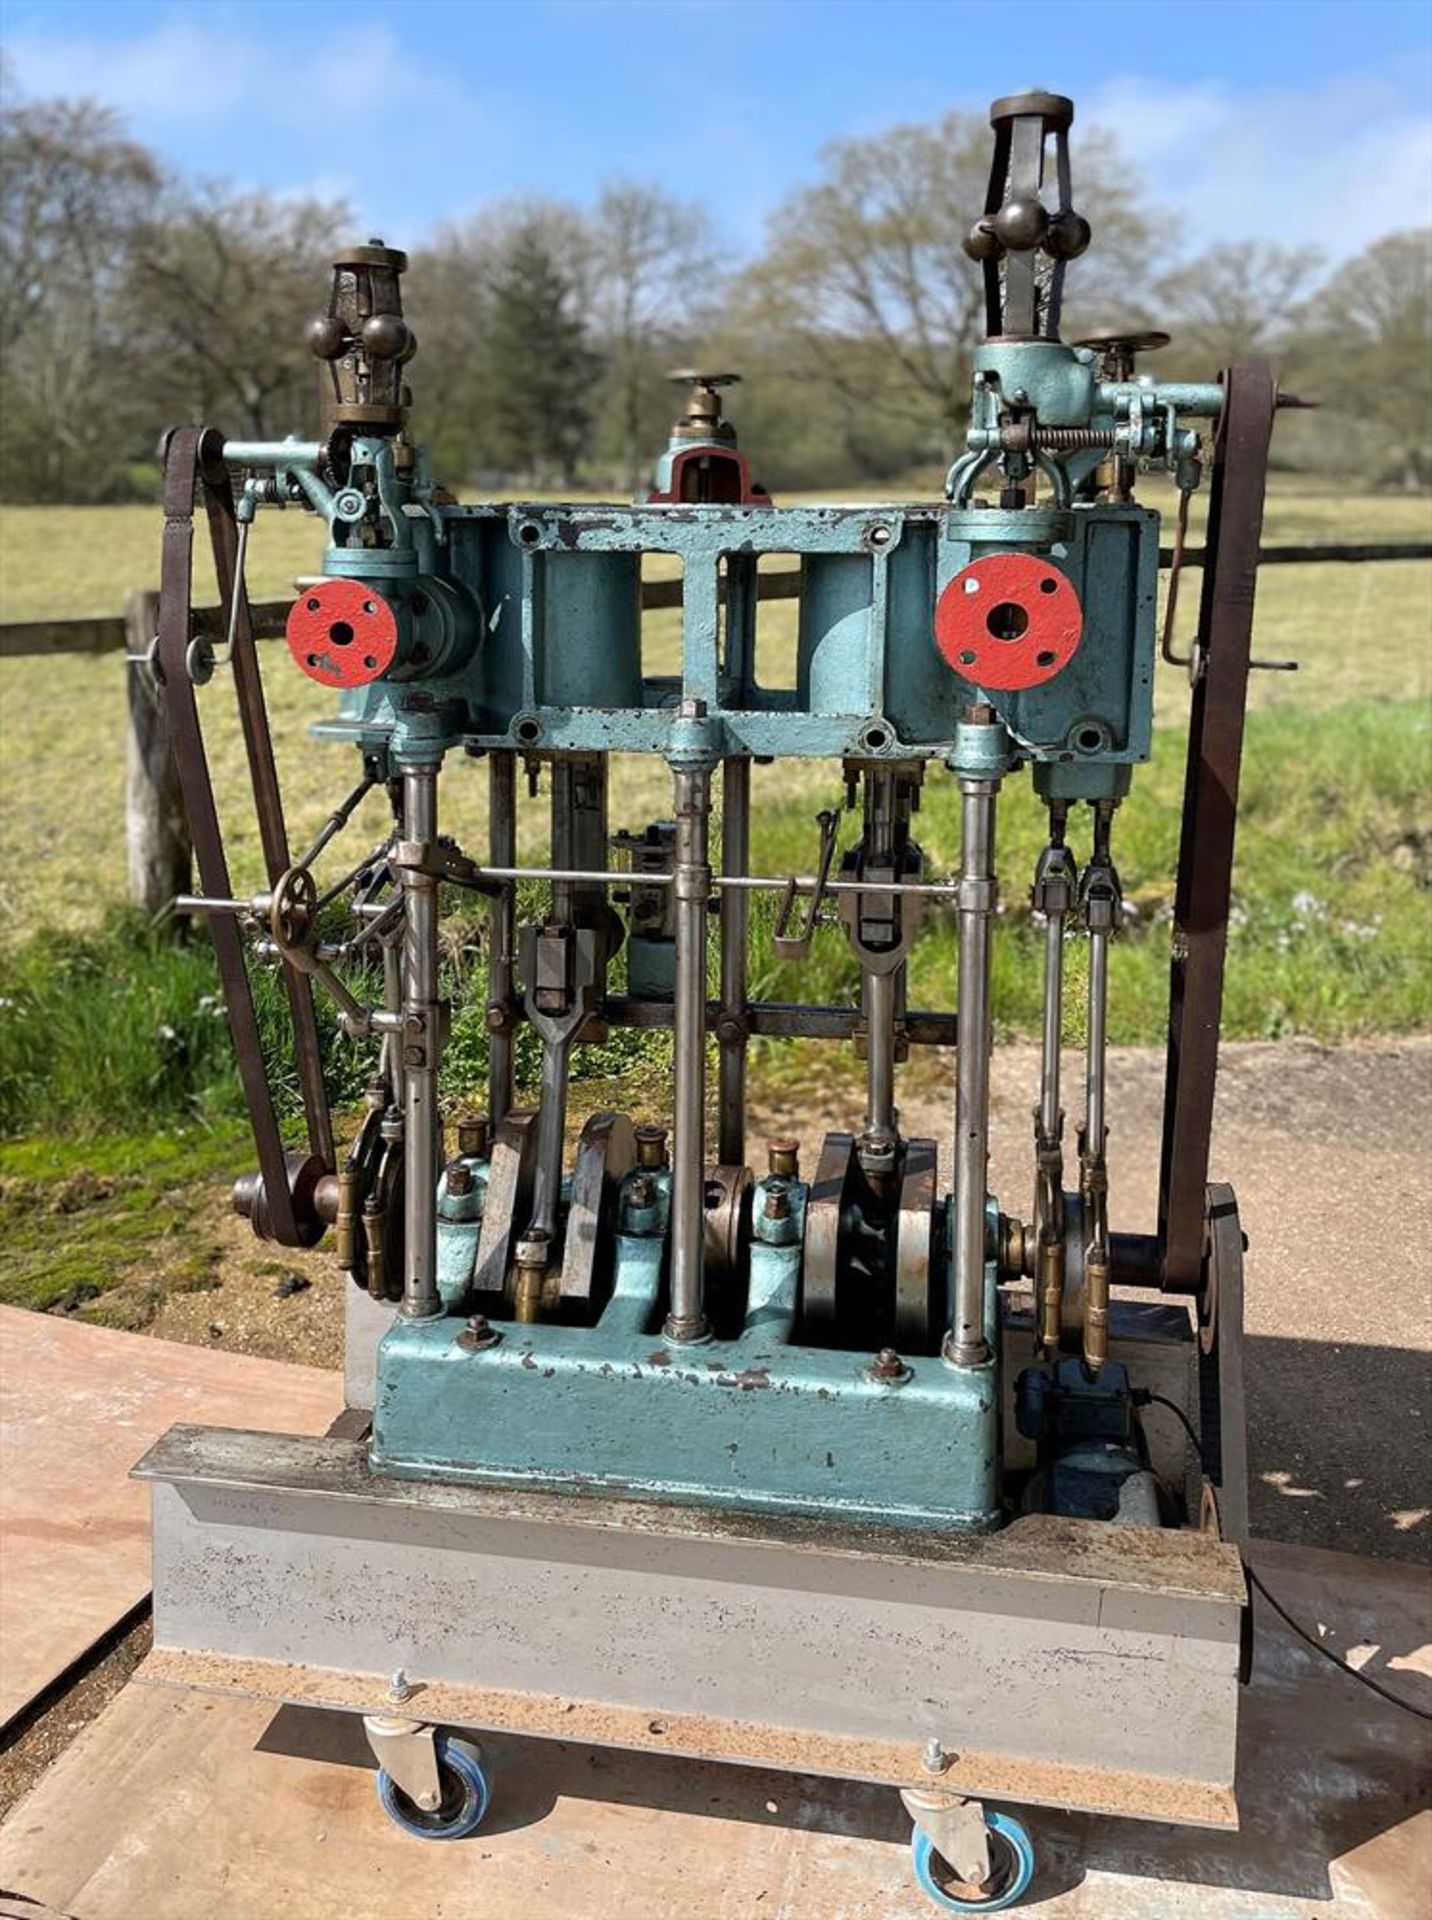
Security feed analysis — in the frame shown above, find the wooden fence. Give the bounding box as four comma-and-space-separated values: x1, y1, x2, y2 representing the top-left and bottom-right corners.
1, 541, 1428, 917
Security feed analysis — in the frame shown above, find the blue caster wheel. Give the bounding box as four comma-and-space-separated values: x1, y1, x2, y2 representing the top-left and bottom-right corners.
376, 1732, 490, 1840
911, 1810, 1036, 1912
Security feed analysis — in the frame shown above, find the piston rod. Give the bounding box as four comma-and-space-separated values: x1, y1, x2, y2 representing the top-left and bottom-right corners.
666, 763, 712, 1343
863, 967, 899, 1163
399, 762, 442, 1320
947, 772, 999, 1368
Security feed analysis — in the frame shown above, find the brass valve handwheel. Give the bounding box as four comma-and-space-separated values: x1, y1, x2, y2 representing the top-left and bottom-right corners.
269, 865, 318, 952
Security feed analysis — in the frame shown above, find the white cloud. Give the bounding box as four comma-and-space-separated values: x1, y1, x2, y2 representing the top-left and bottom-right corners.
6, 20, 1428, 265
7, 18, 266, 121
1084, 71, 1432, 262
5, 15, 474, 126
2, 14, 500, 234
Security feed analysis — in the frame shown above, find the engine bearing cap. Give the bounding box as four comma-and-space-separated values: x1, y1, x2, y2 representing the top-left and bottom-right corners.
287, 577, 399, 688
934, 551, 1082, 692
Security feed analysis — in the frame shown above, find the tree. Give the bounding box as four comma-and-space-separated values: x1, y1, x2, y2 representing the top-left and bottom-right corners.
132, 184, 351, 441
476, 206, 600, 485
589, 182, 722, 492
409, 200, 596, 487
733, 110, 1160, 469
1307, 230, 1432, 488
0, 84, 161, 499
1155, 241, 1325, 370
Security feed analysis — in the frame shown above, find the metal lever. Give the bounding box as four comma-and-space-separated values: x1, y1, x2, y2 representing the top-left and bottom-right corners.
772, 809, 839, 959
1162, 484, 1298, 680
187, 512, 251, 685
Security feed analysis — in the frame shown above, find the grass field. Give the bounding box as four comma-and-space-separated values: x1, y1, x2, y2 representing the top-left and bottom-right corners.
0, 480, 1427, 1322
1, 482, 1429, 940
0, 488, 1429, 1061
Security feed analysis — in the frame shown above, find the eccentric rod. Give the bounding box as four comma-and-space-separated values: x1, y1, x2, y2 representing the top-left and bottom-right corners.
718, 757, 751, 1167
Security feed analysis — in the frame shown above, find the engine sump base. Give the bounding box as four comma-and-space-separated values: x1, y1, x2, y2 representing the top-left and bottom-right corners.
372, 1213, 1001, 1530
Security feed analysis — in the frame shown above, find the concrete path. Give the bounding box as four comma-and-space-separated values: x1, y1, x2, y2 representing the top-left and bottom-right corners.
762, 1035, 1432, 1564
0, 1539, 1426, 1918
0, 1307, 342, 1726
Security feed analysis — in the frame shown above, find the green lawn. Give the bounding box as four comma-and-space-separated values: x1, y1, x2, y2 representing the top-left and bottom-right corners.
1, 482, 1428, 1324
0, 482, 1427, 1039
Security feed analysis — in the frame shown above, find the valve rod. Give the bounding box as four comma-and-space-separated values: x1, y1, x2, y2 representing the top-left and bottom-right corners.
399, 762, 443, 1320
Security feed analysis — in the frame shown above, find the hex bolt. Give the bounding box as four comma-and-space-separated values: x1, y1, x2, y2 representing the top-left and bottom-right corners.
763, 1183, 791, 1223
767, 1137, 799, 1178
456, 1114, 490, 1158
871, 1347, 906, 1382
388, 1667, 414, 1705
923, 1736, 947, 1774
446, 1161, 475, 1196
456, 1314, 501, 1352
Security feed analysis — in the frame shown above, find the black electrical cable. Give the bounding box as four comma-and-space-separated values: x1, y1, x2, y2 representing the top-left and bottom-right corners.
1134, 1389, 1432, 1724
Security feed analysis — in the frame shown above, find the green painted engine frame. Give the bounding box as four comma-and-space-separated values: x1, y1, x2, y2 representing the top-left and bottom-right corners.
376, 1169, 1003, 1530
311, 497, 1160, 792
217, 340, 1225, 1527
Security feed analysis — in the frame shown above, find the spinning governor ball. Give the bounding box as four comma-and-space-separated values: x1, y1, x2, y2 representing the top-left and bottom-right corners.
934, 553, 1082, 692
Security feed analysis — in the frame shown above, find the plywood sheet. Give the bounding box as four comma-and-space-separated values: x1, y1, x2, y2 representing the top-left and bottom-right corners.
0, 1540, 1427, 1917
0, 1306, 342, 1726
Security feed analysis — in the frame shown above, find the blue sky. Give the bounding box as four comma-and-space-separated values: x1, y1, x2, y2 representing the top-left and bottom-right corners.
4, 0, 1430, 264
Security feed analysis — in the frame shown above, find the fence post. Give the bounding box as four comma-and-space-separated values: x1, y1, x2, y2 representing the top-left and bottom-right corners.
125, 587, 192, 919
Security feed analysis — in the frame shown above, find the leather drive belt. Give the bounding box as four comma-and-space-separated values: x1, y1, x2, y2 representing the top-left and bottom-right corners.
158, 426, 334, 1246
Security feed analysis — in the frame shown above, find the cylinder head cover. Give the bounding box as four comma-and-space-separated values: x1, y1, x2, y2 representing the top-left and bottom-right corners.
287, 578, 399, 688
934, 552, 1082, 691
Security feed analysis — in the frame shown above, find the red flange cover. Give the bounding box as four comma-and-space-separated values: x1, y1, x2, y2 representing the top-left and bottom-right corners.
934, 552, 1082, 691
286, 578, 399, 688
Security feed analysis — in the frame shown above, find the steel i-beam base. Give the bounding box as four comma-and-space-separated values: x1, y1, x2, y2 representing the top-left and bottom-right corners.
133, 1425, 1244, 1830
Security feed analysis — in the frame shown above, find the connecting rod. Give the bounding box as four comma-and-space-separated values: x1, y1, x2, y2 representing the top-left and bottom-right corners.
518, 755, 610, 1266
862, 968, 899, 1169
1032, 806, 1076, 1351
486, 751, 517, 1125
841, 762, 923, 1182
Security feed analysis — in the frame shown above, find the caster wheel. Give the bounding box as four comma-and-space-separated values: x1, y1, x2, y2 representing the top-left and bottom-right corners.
911, 1810, 1035, 1912
376, 1732, 490, 1841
